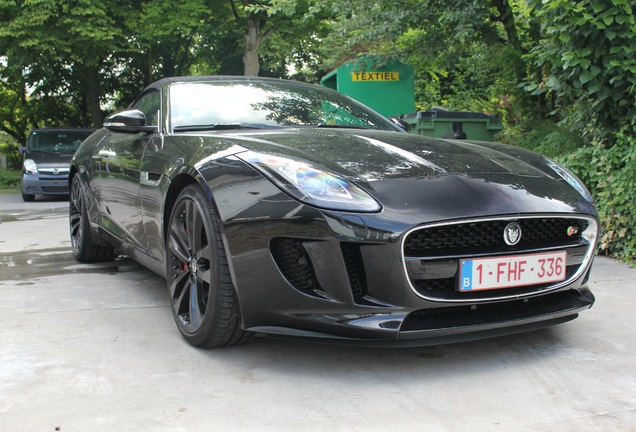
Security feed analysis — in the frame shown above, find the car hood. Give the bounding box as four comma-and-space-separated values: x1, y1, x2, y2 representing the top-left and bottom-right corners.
222, 129, 550, 178
195, 129, 596, 224
26, 150, 74, 168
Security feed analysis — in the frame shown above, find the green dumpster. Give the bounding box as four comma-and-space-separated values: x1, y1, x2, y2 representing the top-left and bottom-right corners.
396, 109, 504, 142
321, 60, 415, 118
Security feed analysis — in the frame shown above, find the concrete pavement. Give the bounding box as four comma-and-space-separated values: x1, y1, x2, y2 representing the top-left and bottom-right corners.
0, 193, 635, 431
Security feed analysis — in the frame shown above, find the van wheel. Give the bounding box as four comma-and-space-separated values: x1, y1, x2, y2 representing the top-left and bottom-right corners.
22, 192, 35, 202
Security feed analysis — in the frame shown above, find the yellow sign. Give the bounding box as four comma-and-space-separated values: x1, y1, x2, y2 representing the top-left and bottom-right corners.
351, 72, 399, 82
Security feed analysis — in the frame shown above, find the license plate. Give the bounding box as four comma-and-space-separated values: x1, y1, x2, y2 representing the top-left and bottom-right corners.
459, 251, 567, 292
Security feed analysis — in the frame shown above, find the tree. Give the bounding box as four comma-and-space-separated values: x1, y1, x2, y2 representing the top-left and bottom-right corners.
136, 0, 237, 82
525, 0, 636, 135
234, 1, 276, 76
0, 73, 31, 145
312, 0, 537, 119
228, 0, 329, 77
0, 0, 243, 133
0, 0, 131, 128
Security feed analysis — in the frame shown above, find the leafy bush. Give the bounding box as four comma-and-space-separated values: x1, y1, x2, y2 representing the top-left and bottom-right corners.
556, 127, 636, 264
526, 0, 636, 135
504, 120, 635, 265
496, 120, 585, 156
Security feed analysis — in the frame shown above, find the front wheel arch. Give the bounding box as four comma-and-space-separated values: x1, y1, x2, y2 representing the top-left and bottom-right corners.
163, 173, 199, 251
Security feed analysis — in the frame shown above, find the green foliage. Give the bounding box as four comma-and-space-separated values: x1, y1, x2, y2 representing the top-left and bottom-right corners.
0, 74, 31, 143
315, 0, 535, 125
496, 119, 585, 156
556, 127, 636, 264
240, 0, 332, 77
525, 0, 636, 134
0, 169, 20, 190
134, 0, 242, 80
501, 118, 636, 263
0, 0, 133, 128
0, 132, 20, 170
0, 0, 325, 137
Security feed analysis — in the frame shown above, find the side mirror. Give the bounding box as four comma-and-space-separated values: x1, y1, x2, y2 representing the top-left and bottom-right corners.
104, 109, 158, 133
19, 146, 26, 156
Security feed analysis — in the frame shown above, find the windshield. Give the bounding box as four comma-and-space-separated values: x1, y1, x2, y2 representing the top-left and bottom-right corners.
168, 81, 397, 132
28, 130, 92, 153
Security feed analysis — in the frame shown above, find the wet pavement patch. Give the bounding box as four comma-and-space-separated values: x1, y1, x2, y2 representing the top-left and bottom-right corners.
0, 215, 18, 223
0, 249, 141, 280
0, 207, 67, 224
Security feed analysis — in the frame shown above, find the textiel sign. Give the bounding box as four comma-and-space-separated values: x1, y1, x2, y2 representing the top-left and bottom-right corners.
351, 72, 400, 82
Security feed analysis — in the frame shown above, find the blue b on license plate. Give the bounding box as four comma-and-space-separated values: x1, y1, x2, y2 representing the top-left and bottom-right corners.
459, 251, 567, 292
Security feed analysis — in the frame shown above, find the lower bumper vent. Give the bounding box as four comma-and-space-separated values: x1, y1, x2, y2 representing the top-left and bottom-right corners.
270, 237, 321, 296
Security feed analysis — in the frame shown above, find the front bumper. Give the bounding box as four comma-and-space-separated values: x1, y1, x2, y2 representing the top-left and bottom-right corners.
248, 288, 594, 346
222, 204, 597, 346
21, 172, 70, 196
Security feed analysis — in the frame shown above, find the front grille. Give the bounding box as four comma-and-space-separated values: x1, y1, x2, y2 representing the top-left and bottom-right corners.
39, 175, 70, 194
403, 216, 596, 302
39, 168, 69, 175
41, 186, 69, 194
404, 218, 587, 257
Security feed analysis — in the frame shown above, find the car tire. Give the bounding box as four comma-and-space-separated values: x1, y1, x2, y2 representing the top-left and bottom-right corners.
166, 184, 253, 348
69, 174, 117, 263
22, 192, 35, 202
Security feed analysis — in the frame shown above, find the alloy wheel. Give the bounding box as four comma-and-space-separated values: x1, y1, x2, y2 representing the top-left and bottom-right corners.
167, 199, 213, 334
69, 177, 83, 255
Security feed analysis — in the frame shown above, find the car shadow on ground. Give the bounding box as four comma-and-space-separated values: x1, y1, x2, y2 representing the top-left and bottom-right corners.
29, 194, 70, 202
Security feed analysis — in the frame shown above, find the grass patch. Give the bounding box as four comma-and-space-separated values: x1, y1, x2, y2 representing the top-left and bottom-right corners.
0, 169, 21, 192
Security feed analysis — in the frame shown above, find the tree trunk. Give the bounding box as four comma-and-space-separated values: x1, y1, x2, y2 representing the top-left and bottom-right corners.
81, 90, 89, 129
243, 11, 262, 76
491, 0, 521, 51
491, 0, 525, 81
241, 6, 276, 77
86, 68, 103, 128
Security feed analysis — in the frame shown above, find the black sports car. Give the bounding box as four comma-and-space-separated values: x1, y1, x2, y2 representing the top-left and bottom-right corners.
69, 76, 598, 348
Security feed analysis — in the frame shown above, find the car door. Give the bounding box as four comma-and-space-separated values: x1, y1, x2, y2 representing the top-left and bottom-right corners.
92, 90, 161, 251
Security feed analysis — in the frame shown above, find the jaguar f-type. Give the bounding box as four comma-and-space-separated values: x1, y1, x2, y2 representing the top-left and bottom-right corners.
69, 76, 598, 348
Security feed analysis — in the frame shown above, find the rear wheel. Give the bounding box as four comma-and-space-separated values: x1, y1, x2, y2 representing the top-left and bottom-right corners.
69, 174, 116, 262
166, 184, 252, 348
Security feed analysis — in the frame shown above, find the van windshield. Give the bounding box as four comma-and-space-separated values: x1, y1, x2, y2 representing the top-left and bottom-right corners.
29, 130, 92, 153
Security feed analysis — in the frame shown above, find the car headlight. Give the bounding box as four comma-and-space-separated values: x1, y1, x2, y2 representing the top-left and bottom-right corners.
544, 157, 593, 202
237, 151, 381, 212
23, 159, 37, 174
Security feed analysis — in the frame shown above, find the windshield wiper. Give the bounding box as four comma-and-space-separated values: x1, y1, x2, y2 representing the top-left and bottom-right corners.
173, 123, 283, 132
